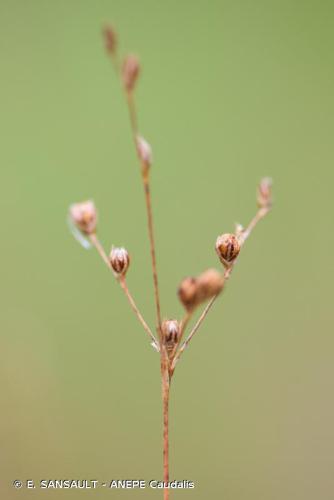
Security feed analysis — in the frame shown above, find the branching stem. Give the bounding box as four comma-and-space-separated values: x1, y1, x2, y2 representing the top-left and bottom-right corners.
89, 233, 158, 348
172, 206, 271, 370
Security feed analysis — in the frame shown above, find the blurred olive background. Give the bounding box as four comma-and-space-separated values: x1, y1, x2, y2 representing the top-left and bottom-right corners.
1, 0, 333, 499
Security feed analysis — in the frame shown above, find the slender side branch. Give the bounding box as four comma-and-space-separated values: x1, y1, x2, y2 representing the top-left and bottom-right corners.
171, 295, 218, 373
119, 276, 159, 350
240, 207, 269, 244
173, 204, 271, 370
89, 233, 113, 271
89, 234, 158, 348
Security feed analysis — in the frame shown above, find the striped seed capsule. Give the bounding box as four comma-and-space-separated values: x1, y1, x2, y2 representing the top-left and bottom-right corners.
162, 320, 181, 358
109, 247, 130, 276
215, 233, 240, 267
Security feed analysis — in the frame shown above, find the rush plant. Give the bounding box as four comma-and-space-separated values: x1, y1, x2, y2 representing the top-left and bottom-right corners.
69, 26, 272, 500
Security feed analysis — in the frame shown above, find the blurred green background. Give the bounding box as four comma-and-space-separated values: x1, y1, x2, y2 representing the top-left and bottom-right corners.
1, 0, 333, 498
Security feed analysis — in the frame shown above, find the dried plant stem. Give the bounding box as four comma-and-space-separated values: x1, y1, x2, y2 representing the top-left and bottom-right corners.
241, 207, 269, 244
119, 276, 159, 349
171, 296, 218, 373
89, 233, 158, 347
143, 176, 162, 332
126, 92, 138, 137
89, 233, 111, 270
125, 90, 162, 334
161, 350, 170, 500
108, 55, 163, 334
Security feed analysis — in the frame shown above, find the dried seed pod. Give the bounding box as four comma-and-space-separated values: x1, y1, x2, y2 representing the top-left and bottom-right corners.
196, 269, 225, 302
162, 320, 181, 358
178, 277, 198, 311
103, 25, 117, 56
110, 247, 130, 275
215, 233, 240, 267
69, 200, 97, 235
257, 177, 273, 209
178, 270, 224, 311
136, 135, 152, 172
122, 55, 140, 93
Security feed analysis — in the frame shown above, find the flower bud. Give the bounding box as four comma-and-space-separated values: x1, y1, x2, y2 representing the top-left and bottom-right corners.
69, 200, 97, 235
109, 247, 130, 275
178, 270, 224, 311
103, 25, 117, 56
215, 233, 240, 267
257, 177, 272, 209
136, 135, 152, 171
122, 55, 140, 93
162, 320, 181, 358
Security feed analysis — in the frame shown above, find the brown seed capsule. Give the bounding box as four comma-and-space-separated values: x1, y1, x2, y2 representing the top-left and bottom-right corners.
178, 277, 198, 311
257, 177, 273, 209
122, 55, 140, 93
69, 200, 97, 235
162, 320, 180, 358
215, 233, 240, 267
136, 135, 152, 171
178, 270, 224, 311
109, 247, 130, 275
196, 269, 225, 302
103, 25, 117, 56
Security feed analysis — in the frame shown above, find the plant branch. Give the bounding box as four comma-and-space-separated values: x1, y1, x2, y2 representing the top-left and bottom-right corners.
125, 90, 163, 336
172, 205, 271, 370
107, 47, 163, 337
171, 295, 218, 373
89, 233, 158, 348
119, 276, 159, 350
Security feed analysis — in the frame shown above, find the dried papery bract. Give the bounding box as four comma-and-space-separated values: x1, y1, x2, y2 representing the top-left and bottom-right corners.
215, 233, 241, 268
110, 247, 130, 276
69, 200, 97, 235
122, 55, 140, 93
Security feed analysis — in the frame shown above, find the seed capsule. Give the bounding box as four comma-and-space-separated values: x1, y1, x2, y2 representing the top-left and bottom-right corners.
69, 200, 97, 235
109, 247, 130, 275
178, 269, 224, 311
162, 320, 180, 358
257, 177, 273, 209
122, 55, 140, 93
215, 233, 240, 267
178, 277, 198, 311
103, 25, 117, 56
196, 269, 225, 302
